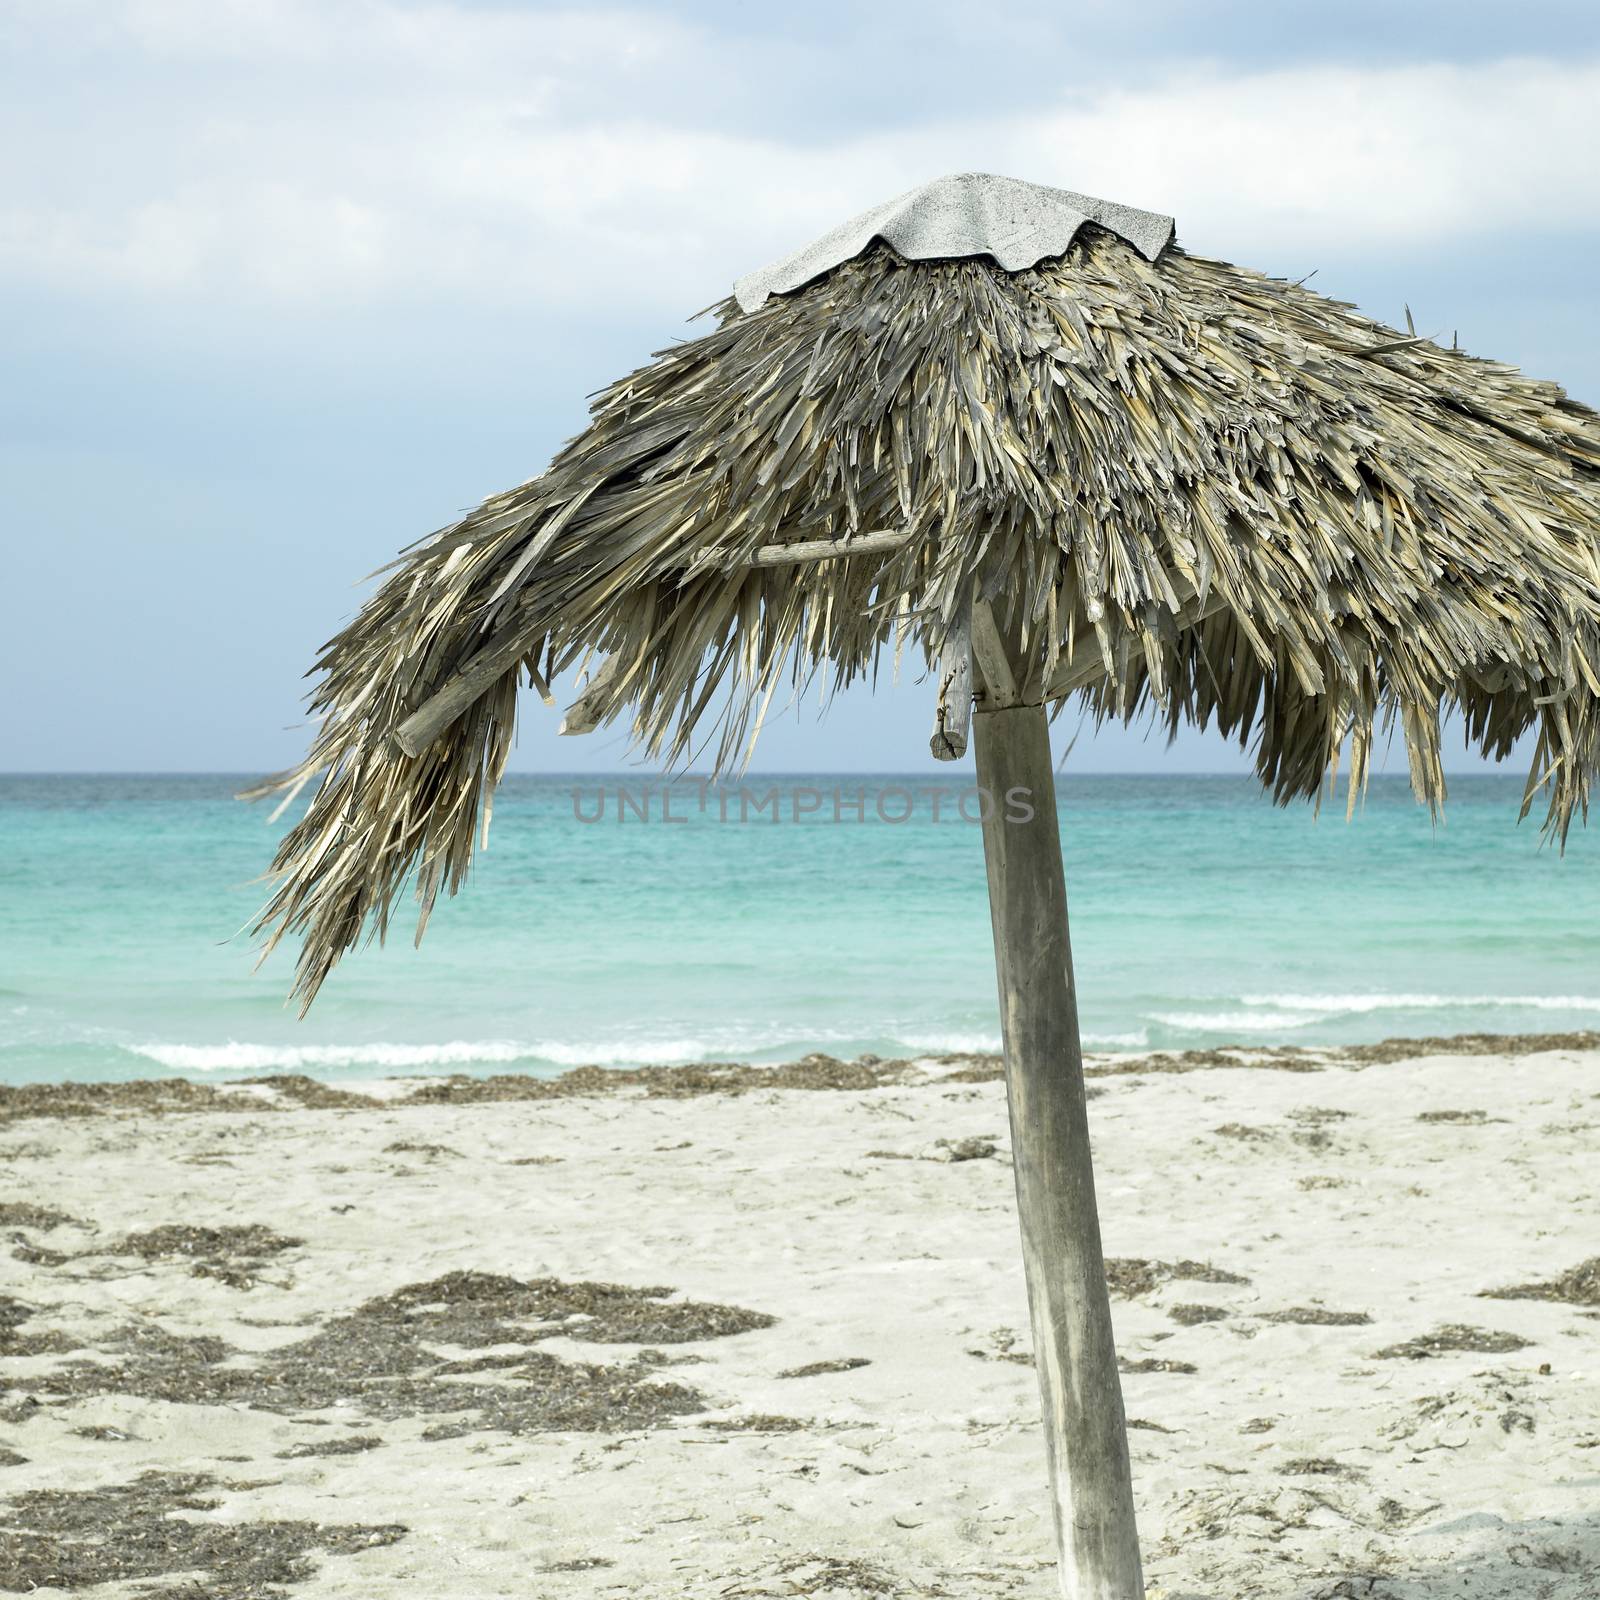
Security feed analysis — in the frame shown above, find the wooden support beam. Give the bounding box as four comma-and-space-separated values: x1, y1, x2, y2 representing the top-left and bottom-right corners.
971, 600, 1019, 707
391, 530, 914, 757
972, 658, 1144, 1599
393, 635, 551, 759
559, 655, 623, 737
1040, 589, 1226, 704
739, 527, 912, 567
1040, 630, 1115, 703
929, 598, 974, 760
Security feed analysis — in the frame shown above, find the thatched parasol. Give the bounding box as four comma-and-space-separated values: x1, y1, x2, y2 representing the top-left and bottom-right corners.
247, 173, 1600, 1598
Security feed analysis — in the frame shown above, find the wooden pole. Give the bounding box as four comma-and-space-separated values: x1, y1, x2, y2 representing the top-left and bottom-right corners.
971, 654, 1143, 1599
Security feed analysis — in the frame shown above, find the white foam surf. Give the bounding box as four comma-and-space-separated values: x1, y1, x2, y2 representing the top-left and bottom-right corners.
1151, 1010, 1319, 1034
895, 1029, 1003, 1055
127, 1028, 1087, 1074
1150, 991, 1600, 1037
1238, 992, 1600, 1015
125, 1037, 720, 1073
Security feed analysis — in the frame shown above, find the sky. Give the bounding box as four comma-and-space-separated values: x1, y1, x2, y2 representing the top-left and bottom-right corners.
4, 0, 1599, 776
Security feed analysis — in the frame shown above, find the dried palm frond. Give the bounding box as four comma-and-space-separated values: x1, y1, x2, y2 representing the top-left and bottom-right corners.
247, 227, 1600, 1009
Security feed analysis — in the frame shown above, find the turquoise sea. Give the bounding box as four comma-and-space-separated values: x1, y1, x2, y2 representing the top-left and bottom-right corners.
1, 773, 1595, 1085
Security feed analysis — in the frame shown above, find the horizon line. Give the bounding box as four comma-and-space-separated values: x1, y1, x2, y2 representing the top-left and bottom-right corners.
0, 768, 1537, 781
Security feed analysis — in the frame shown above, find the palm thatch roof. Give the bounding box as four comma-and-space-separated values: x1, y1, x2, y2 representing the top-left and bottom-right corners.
248, 173, 1600, 1009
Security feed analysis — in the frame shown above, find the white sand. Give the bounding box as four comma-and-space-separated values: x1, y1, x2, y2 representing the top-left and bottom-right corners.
1, 1041, 1597, 1598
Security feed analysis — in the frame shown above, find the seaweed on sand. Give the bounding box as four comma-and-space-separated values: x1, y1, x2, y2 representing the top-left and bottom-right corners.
1103, 1258, 1250, 1299
0, 1470, 404, 1598
1373, 1324, 1533, 1359
108, 1224, 304, 1290
1482, 1259, 1600, 1307
14, 1272, 776, 1441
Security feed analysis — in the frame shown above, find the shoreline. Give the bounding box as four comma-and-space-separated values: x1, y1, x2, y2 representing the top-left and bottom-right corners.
2, 1031, 1596, 1596
1, 1026, 1597, 1123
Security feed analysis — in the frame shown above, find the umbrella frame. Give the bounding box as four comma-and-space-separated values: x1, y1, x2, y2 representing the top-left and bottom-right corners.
243, 190, 1600, 1592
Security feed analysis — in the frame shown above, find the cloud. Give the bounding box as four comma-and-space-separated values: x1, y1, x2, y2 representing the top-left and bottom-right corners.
1, 2, 1597, 313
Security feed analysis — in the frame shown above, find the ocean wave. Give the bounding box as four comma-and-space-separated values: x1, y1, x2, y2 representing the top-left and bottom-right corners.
132, 1030, 1019, 1073
530, 1038, 714, 1067
1238, 992, 1600, 1015
127, 1037, 723, 1073
128, 1040, 536, 1072
111, 994, 1600, 1077
1151, 1010, 1319, 1034
895, 1029, 1003, 1055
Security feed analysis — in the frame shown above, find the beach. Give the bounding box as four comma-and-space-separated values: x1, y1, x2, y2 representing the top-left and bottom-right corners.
9, 10, 1600, 1600
2, 1032, 1596, 1598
